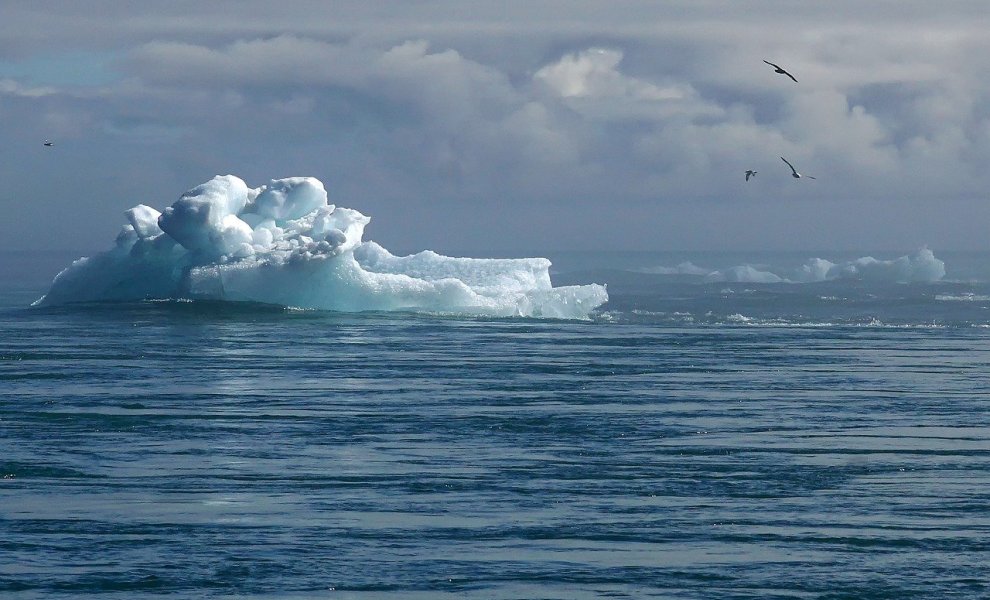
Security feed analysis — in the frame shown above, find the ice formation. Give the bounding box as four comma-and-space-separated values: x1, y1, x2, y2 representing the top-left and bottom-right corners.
643, 248, 945, 284
35, 176, 608, 318
791, 248, 945, 283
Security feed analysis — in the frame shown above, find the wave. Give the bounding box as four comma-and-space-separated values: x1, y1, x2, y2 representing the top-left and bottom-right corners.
594, 310, 955, 329
34, 175, 607, 319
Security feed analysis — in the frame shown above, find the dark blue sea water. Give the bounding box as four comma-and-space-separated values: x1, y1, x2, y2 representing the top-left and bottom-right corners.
3, 250, 989, 598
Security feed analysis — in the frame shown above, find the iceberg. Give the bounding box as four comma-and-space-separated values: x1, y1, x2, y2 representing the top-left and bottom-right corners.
792, 248, 945, 283
35, 175, 608, 319
642, 248, 945, 285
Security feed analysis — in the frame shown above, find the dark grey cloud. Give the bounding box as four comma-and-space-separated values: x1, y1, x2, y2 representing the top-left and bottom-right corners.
2, 2, 990, 255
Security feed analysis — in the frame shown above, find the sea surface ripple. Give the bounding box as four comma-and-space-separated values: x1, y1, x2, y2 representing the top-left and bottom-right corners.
2, 253, 990, 598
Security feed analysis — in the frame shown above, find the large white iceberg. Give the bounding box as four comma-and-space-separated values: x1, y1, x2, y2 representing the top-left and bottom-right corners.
35, 175, 608, 319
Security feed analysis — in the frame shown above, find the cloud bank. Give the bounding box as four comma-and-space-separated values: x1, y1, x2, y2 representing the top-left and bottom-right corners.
3, 3, 990, 254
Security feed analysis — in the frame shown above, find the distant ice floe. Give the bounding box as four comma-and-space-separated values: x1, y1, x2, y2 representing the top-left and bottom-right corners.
935, 293, 990, 302
642, 248, 945, 284
641, 261, 711, 276
35, 175, 607, 319
791, 249, 945, 283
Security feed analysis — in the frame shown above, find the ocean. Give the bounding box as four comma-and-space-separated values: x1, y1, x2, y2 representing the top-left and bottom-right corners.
2, 249, 989, 599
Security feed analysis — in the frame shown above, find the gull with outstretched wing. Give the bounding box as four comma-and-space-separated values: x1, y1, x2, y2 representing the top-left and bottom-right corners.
763, 60, 798, 83
781, 156, 815, 179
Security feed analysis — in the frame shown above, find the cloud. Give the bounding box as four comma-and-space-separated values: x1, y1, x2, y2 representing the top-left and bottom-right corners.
0, 78, 59, 97
533, 48, 722, 122
535, 48, 685, 101
3, 3, 990, 254
124, 36, 371, 86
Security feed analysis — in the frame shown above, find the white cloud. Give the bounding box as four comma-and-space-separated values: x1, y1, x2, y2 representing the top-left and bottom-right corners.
534, 48, 680, 100
533, 48, 721, 122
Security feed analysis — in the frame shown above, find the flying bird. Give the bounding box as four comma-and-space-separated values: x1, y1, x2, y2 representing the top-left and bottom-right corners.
763, 60, 798, 83
745, 170, 757, 181
43, 140, 54, 147
780, 156, 815, 179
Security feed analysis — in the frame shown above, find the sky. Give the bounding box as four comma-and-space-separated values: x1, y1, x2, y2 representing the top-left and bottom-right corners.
2, 1, 990, 256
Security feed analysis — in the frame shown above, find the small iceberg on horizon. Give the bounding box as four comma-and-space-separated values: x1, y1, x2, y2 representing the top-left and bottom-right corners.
35, 175, 608, 319
640, 248, 945, 285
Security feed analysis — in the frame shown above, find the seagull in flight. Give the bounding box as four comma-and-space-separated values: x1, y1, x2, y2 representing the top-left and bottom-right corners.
43, 140, 54, 147
780, 156, 815, 179
763, 60, 798, 83
745, 170, 757, 181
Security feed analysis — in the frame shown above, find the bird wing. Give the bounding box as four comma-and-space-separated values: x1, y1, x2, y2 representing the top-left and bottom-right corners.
745, 172, 751, 181
805, 175, 816, 179
765, 60, 798, 82
780, 156, 798, 175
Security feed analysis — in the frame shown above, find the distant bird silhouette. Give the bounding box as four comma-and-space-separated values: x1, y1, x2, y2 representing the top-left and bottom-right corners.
763, 60, 798, 83
43, 140, 54, 147
781, 156, 815, 179
745, 170, 757, 181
